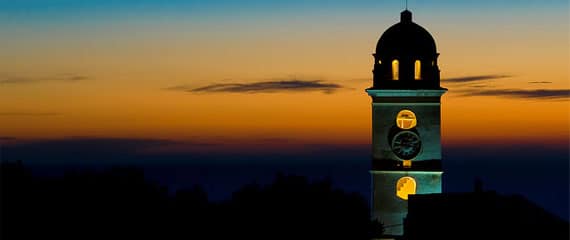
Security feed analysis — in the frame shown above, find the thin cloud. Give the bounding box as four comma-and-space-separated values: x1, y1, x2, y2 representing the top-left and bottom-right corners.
0, 112, 62, 117
0, 136, 17, 141
444, 75, 511, 83
348, 78, 372, 83
528, 81, 552, 84
460, 89, 570, 100
468, 84, 490, 88
0, 74, 89, 85
0, 137, 222, 164
167, 79, 344, 94
257, 138, 292, 143
1, 137, 178, 161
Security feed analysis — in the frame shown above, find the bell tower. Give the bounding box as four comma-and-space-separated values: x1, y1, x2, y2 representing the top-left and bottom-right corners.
367, 10, 446, 236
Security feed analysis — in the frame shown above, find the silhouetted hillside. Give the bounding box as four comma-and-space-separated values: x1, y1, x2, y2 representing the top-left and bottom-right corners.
405, 191, 569, 239
1, 161, 383, 240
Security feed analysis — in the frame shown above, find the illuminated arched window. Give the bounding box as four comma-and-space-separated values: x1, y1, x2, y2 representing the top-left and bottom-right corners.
396, 109, 417, 129
414, 60, 421, 80
392, 59, 399, 80
396, 177, 416, 200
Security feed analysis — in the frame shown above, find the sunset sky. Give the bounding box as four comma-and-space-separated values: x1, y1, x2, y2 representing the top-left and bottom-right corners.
0, 0, 569, 218
1, 0, 568, 147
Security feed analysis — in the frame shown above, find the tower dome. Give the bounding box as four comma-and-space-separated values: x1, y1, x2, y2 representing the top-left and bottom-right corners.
376, 10, 436, 57
372, 10, 442, 89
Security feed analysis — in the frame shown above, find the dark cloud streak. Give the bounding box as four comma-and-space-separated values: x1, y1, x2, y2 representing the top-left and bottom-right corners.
0, 75, 89, 85
1, 137, 179, 164
460, 89, 570, 100
468, 84, 489, 88
528, 81, 553, 84
0, 112, 62, 117
167, 79, 344, 94
444, 75, 511, 83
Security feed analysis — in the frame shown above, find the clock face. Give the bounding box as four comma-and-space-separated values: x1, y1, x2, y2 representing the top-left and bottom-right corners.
391, 131, 421, 160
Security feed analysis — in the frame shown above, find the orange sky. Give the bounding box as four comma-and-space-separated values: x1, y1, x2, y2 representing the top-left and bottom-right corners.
0, 2, 568, 148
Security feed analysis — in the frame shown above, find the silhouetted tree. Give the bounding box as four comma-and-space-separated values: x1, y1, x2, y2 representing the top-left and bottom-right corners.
1, 162, 380, 240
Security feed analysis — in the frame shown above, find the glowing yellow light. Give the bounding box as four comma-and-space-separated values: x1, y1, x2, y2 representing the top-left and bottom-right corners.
403, 160, 412, 168
396, 176, 416, 200
396, 109, 417, 129
414, 60, 421, 80
392, 59, 399, 80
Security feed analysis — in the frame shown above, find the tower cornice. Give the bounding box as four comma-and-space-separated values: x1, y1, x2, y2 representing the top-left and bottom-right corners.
366, 89, 447, 97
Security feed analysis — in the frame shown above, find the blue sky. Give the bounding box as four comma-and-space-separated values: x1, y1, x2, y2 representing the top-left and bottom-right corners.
1, 0, 567, 18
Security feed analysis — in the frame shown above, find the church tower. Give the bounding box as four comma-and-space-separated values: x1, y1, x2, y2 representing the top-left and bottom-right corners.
367, 10, 446, 236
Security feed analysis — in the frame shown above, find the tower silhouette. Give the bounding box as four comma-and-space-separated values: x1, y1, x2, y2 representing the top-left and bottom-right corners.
366, 10, 447, 237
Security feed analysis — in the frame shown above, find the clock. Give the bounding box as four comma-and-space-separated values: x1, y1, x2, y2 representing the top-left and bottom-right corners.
391, 131, 421, 160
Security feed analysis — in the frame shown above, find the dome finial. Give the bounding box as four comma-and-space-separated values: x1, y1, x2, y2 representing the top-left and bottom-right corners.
401, 10, 412, 23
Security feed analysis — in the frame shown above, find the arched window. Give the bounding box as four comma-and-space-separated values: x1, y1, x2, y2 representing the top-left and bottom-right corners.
396, 109, 417, 129
392, 59, 399, 80
396, 176, 416, 200
414, 60, 421, 80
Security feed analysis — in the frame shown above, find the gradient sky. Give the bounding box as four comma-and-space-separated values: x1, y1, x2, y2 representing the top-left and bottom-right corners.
0, 0, 569, 220
1, 0, 568, 148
